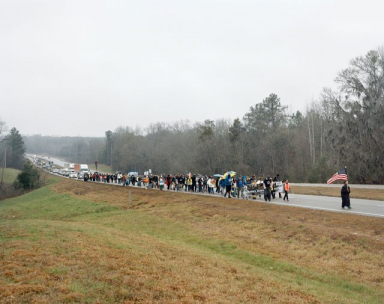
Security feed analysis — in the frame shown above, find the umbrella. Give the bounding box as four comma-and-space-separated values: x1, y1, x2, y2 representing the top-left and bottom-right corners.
222, 171, 236, 179
213, 174, 223, 178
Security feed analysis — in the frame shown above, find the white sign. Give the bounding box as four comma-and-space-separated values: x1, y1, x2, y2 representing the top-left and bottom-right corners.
275, 181, 283, 192
148, 169, 152, 174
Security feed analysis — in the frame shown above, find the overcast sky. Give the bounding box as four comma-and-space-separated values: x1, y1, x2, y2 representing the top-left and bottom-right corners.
1, 0, 383, 137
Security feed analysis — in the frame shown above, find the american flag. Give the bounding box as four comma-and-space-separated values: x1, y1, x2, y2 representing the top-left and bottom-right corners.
327, 168, 348, 184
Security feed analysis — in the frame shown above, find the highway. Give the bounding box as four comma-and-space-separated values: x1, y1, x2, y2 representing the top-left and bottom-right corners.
254, 193, 384, 218
291, 183, 384, 190
31, 154, 384, 218
31, 155, 68, 168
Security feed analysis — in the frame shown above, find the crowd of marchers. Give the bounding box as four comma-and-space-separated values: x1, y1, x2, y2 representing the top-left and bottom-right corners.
83, 172, 291, 201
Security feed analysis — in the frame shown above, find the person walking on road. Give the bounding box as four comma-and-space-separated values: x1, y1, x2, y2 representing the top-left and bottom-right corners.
207, 176, 214, 194
224, 174, 233, 198
159, 176, 165, 191
192, 175, 196, 192
237, 176, 244, 198
274, 174, 282, 198
341, 180, 351, 209
216, 177, 221, 193
283, 179, 290, 202
263, 176, 272, 201
186, 175, 192, 192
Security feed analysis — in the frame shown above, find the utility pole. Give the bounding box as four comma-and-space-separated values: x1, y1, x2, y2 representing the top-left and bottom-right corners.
1, 147, 6, 185
1, 136, 9, 185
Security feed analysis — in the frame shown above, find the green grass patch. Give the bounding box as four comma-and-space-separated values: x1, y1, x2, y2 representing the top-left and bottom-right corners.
0, 185, 117, 221
0, 167, 21, 184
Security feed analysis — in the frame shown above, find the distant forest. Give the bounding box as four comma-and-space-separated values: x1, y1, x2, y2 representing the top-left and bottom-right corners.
24, 47, 384, 183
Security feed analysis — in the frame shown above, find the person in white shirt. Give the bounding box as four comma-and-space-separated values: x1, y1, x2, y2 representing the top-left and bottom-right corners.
207, 176, 215, 194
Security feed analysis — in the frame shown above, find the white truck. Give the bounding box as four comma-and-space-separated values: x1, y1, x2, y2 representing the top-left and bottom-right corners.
74, 164, 90, 174
79, 164, 89, 173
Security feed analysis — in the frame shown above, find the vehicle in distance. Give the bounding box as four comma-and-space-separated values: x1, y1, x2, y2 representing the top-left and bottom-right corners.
79, 164, 89, 173
68, 171, 77, 178
74, 164, 90, 174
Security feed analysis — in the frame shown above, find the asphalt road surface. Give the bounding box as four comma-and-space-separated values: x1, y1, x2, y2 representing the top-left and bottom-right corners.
31, 154, 384, 218
291, 183, 384, 190
254, 194, 384, 218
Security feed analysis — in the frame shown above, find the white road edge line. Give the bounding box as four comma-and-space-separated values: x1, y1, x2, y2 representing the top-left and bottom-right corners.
266, 202, 384, 218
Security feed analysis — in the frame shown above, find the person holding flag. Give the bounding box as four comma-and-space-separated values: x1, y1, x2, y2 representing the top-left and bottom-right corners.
327, 167, 351, 209
341, 180, 351, 209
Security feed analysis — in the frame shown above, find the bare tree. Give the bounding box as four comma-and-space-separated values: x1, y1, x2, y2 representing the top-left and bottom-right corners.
322, 47, 384, 182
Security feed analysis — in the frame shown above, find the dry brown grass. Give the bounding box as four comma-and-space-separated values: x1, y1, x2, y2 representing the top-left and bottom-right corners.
56, 181, 384, 290
1, 178, 383, 303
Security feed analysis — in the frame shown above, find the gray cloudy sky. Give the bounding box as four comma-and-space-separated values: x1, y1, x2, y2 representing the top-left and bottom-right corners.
1, 0, 383, 137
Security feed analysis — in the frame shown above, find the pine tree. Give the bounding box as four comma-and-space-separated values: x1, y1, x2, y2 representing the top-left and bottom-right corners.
7, 127, 26, 169
14, 160, 41, 190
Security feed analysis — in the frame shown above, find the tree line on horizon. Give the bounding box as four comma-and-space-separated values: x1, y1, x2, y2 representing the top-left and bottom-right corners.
21, 47, 384, 184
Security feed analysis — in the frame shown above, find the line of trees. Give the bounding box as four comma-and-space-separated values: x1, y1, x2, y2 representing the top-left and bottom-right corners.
22, 46, 384, 183
97, 47, 383, 183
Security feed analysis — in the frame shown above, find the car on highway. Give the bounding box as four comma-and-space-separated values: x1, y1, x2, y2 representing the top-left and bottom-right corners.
68, 171, 77, 178
77, 172, 85, 179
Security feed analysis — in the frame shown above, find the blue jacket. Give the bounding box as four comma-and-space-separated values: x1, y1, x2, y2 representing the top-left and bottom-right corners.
237, 179, 243, 188
219, 178, 226, 187
225, 176, 233, 186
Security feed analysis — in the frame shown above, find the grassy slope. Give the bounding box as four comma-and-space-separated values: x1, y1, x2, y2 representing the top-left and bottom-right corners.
1, 178, 383, 303
0, 168, 20, 184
